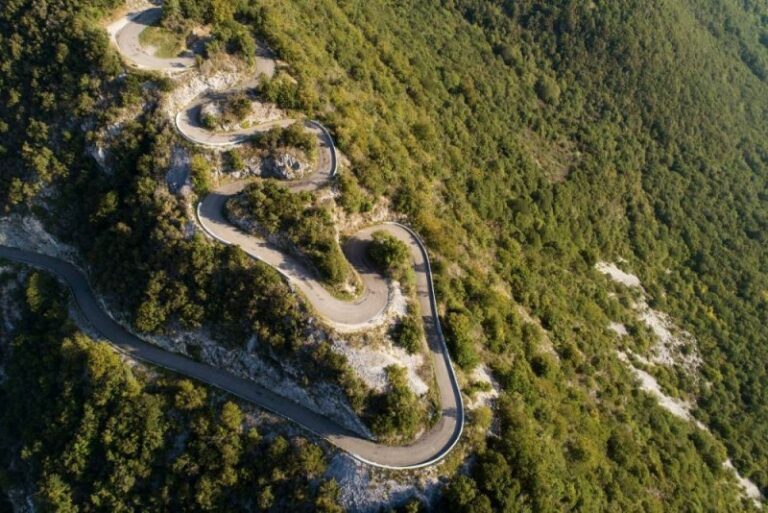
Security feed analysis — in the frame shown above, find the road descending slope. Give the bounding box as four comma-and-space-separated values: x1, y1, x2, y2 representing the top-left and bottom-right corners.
109, 6, 195, 72
0, 241, 462, 468
0, 6, 464, 469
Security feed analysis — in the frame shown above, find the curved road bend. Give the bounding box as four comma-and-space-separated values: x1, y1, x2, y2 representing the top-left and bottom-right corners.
112, 7, 196, 72
111, 5, 276, 76
194, 138, 464, 467
0, 228, 463, 468
18, 6, 465, 468
176, 94, 296, 149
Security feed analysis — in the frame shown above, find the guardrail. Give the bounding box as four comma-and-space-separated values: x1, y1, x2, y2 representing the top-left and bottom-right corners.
193, 121, 464, 469
352, 221, 464, 469
308, 119, 338, 177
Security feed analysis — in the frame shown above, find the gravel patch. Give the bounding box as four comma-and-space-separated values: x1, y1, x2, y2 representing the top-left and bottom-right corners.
597, 261, 701, 373
617, 351, 702, 426
331, 336, 428, 396
466, 364, 499, 409
595, 261, 642, 288
608, 321, 628, 337
326, 454, 440, 512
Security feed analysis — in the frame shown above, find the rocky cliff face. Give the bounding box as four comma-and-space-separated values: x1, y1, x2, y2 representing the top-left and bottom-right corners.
137, 323, 374, 438
262, 150, 310, 179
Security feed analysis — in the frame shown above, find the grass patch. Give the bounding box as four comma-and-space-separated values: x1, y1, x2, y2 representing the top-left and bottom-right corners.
138, 25, 186, 58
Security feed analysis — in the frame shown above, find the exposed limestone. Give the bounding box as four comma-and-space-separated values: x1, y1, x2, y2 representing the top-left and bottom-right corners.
326, 454, 441, 513
262, 151, 309, 180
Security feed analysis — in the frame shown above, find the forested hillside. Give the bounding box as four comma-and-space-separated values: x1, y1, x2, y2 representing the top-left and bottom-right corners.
0, 269, 342, 512
249, 0, 768, 504
1, 0, 767, 511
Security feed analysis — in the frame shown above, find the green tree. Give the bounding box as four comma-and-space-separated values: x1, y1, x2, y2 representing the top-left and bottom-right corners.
370, 366, 425, 441
368, 230, 410, 277
444, 312, 479, 369
190, 154, 213, 194
161, 0, 182, 29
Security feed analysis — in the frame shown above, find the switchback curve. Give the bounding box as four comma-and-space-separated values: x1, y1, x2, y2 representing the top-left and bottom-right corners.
26, 5, 467, 469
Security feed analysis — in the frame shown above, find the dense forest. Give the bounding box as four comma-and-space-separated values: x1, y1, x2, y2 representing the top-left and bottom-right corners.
0, 269, 342, 512
1, 0, 767, 511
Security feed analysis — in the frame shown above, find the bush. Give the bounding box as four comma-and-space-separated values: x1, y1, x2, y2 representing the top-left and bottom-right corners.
201, 94, 253, 131
250, 123, 316, 158
529, 353, 556, 378
200, 112, 218, 130
534, 75, 561, 104
189, 154, 213, 194
209, 19, 256, 61
368, 230, 410, 277
337, 172, 371, 213
258, 73, 317, 110
369, 366, 425, 441
223, 93, 252, 123
224, 149, 245, 172
444, 311, 480, 370
225, 181, 350, 286
161, 0, 182, 29
390, 306, 423, 353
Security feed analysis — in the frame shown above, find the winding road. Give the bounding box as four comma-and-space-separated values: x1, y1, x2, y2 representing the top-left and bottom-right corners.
0, 6, 465, 469
108, 6, 196, 72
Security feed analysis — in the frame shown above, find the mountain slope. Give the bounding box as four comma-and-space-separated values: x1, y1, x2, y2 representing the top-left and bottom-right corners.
1, 0, 767, 510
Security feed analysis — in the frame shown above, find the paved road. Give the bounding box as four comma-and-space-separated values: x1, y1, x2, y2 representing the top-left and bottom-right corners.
0, 236, 462, 468
111, 6, 196, 72
192, 115, 394, 329
47, 5, 465, 468
175, 94, 295, 148
110, 3, 276, 76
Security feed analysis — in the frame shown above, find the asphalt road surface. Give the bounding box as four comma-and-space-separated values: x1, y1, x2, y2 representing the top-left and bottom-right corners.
112, 7, 196, 72
8, 6, 465, 469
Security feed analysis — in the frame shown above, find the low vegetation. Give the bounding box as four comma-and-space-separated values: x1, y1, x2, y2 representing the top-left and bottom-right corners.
161, 0, 257, 62
138, 25, 186, 58
389, 304, 424, 354
189, 153, 213, 194
2, 0, 768, 509
367, 230, 410, 279
0, 271, 343, 513
226, 180, 352, 288
250, 123, 317, 159
201, 93, 253, 130
369, 366, 426, 442
337, 171, 372, 213
257, 72, 316, 111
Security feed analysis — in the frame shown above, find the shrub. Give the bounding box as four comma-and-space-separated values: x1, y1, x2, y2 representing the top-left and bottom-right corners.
534, 75, 561, 104
337, 172, 371, 213
368, 230, 410, 277
200, 112, 218, 130
224, 149, 245, 172
224, 93, 252, 123
390, 306, 423, 354
444, 311, 480, 370
250, 123, 316, 158
370, 366, 425, 441
226, 181, 350, 286
189, 154, 213, 194
209, 19, 256, 61
529, 353, 556, 378
258, 73, 317, 110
